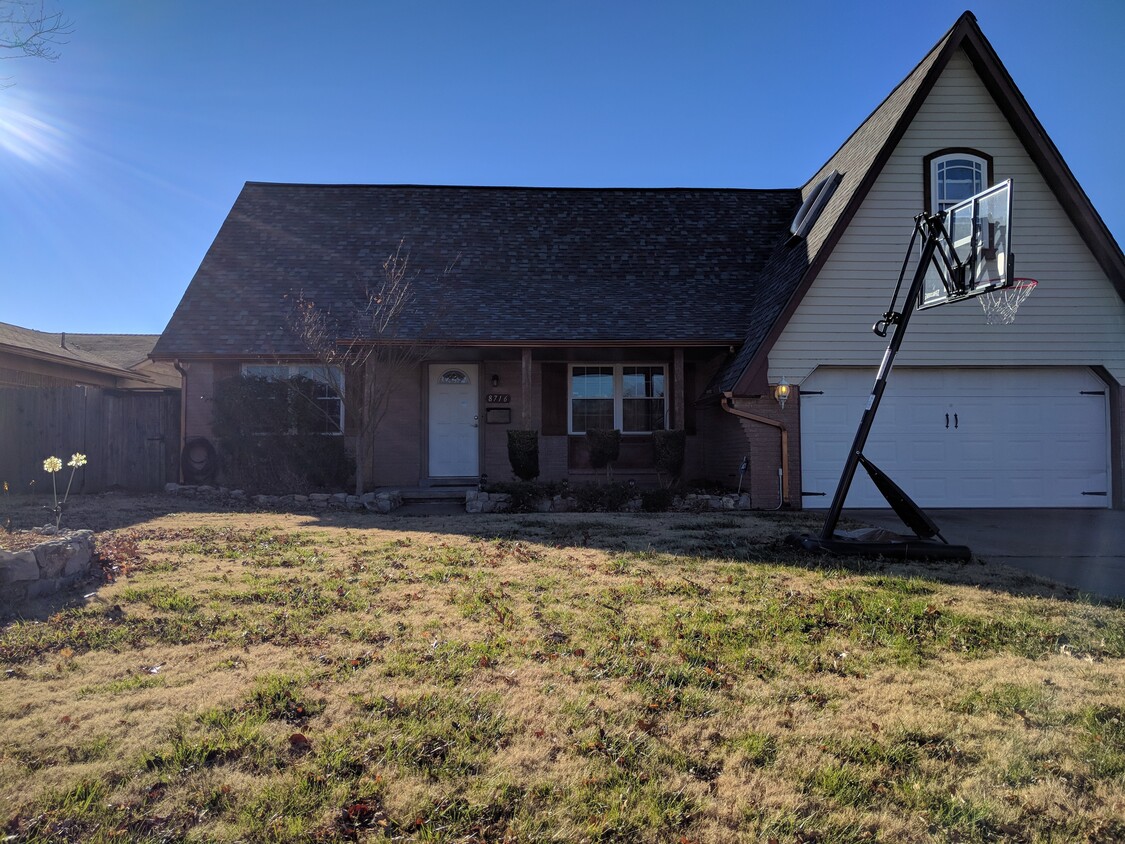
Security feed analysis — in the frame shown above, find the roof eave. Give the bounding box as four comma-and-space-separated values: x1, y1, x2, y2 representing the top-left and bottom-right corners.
152, 338, 742, 361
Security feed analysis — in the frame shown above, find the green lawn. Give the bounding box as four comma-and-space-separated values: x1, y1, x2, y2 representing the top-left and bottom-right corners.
1, 504, 1123, 842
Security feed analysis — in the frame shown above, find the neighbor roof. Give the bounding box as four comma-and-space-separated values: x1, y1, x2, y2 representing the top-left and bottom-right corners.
0, 322, 140, 379
152, 185, 800, 359
64, 333, 162, 370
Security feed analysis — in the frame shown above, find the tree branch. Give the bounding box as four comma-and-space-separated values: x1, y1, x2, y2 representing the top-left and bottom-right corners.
0, 1, 74, 61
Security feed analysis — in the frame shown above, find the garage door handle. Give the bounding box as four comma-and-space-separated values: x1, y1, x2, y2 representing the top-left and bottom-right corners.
954, 413, 959, 429
945, 413, 949, 429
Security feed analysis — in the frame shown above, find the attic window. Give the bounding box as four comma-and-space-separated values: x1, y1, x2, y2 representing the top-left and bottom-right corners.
788, 170, 840, 243
924, 149, 992, 213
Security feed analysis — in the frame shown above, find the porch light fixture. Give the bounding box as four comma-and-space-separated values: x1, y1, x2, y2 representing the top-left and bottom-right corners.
774, 377, 791, 410
491, 374, 500, 388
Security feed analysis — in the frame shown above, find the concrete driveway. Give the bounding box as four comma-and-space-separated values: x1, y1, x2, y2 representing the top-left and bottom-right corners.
846, 508, 1125, 600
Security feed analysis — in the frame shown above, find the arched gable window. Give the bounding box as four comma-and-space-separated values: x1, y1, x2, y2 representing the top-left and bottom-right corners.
924, 149, 993, 213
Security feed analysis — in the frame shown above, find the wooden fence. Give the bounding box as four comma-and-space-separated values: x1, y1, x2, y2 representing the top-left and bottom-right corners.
0, 387, 180, 493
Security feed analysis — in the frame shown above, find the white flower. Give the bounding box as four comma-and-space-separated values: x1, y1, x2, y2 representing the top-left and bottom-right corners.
43, 456, 63, 473
68, 453, 87, 468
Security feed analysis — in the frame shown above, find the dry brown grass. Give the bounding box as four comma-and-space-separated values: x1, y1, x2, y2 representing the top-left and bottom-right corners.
0, 495, 1123, 842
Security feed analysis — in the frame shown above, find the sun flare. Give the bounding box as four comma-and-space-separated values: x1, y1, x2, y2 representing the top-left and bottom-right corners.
0, 88, 69, 167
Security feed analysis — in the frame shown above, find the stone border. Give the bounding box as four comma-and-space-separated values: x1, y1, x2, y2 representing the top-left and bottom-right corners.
0, 530, 96, 609
164, 484, 403, 514
164, 483, 752, 516
466, 490, 754, 513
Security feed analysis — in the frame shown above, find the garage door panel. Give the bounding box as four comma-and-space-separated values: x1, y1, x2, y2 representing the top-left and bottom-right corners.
800, 367, 1109, 509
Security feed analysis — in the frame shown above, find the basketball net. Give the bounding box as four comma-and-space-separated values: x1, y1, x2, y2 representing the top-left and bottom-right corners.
979, 278, 1037, 325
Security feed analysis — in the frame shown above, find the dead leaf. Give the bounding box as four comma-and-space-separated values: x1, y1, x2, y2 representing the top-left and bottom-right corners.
289, 732, 311, 750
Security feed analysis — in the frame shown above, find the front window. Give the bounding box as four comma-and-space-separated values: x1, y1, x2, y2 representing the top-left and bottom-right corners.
241, 364, 344, 434
569, 364, 666, 434
928, 151, 989, 213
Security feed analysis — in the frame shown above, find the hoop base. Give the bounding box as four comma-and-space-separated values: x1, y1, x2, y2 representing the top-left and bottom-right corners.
786, 531, 972, 561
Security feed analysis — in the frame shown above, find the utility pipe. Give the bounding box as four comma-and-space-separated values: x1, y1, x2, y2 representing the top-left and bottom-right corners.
173, 360, 189, 484
721, 392, 789, 509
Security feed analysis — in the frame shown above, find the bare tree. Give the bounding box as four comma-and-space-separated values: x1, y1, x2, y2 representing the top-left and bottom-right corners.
1, 1, 72, 74
289, 242, 451, 496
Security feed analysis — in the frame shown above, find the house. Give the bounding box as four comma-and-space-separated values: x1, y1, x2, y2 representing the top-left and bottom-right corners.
0, 322, 179, 390
152, 11, 1125, 510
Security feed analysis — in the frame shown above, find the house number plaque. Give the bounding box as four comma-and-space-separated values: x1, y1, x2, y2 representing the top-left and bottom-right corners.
486, 394, 511, 404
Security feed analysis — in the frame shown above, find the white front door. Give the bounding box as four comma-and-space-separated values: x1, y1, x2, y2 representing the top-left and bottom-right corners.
800, 367, 1110, 508
428, 364, 480, 478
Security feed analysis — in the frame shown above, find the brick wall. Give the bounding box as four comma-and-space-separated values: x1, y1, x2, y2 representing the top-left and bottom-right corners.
696, 392, 801, 509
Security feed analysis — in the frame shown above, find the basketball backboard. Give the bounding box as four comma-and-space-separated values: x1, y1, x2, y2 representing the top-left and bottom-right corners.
919, 179, 1013, 310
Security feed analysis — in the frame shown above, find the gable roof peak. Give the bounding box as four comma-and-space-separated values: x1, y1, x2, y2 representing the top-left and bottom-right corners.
721, 8, 1125, 397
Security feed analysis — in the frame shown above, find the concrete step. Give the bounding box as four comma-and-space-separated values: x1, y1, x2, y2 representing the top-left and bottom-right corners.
391, 486, 474, 502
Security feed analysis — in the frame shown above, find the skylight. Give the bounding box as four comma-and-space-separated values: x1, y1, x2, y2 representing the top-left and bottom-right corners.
789, 170, 841, 243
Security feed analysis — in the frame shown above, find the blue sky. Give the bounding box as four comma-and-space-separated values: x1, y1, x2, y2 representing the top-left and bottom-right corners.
1, 0, 1122, 334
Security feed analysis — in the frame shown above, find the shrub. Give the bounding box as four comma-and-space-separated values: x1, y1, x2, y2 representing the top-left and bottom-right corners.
653, 429, 686, 484
641, 488, 674, 512
585, 428, 621, 480
573, 482, 632, 513
483, 481, 551, 513
507, 430, 540, 481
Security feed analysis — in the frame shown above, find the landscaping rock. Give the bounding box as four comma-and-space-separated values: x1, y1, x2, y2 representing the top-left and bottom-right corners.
0, 550, 39, 584
1, 530, 96, 612
365, 491, 402, 514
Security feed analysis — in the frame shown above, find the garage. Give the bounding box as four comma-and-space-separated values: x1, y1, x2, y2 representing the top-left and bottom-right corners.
799, 367, 1110, 509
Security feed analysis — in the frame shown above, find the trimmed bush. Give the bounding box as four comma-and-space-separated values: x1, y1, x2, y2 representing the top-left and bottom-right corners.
507, 430, 540, 481
653, 429, 686, 483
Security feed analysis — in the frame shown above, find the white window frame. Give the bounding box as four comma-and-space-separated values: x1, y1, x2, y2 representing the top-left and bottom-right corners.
240, 363, 345, 434
568, 363, 667, 435
929, 152, 988, 213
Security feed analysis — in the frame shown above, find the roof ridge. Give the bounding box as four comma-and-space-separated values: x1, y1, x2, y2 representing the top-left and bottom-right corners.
240, 181, 800, 194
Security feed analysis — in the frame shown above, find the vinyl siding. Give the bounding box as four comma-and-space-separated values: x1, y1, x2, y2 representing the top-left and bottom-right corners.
768, 49, 1125, 384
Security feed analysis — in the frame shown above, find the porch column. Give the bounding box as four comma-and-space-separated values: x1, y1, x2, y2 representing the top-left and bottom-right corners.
673, 348, 685, 430
521, 347, 533, 428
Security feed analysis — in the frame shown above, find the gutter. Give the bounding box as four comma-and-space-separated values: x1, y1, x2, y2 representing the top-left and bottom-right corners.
721, 391, 789, 509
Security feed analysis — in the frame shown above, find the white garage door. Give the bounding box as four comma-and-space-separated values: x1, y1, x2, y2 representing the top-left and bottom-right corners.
800, 367, 1109, 509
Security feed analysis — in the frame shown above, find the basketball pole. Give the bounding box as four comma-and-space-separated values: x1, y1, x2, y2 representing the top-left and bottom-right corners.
817, 215, 942, 543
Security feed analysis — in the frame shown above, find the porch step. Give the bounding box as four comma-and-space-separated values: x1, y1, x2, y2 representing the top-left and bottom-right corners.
390, 486, 474, 503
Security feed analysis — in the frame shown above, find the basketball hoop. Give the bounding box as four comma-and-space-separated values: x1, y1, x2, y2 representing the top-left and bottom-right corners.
979, 278, 1037, 325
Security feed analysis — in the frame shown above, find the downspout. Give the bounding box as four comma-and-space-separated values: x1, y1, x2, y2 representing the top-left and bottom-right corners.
721, 391, 789, 509
173, 360, 189, 484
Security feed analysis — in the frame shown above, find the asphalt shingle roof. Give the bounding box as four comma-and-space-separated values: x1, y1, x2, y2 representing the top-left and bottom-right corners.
152, 185, 800, 358
0, 322, 144, 377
